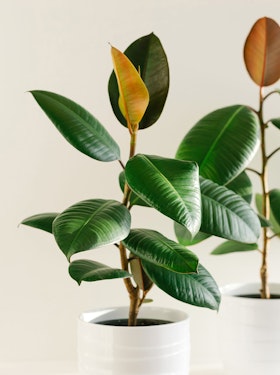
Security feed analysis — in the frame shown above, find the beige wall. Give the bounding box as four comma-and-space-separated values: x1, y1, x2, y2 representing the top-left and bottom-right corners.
2, 0, 280, 366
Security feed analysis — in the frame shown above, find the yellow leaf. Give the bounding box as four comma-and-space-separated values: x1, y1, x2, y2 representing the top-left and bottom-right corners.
111, 46, 149, 130
244, 17, 280, 87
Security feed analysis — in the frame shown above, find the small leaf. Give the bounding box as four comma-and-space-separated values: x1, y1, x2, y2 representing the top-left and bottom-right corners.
270, 118, 280, 130
211, 240, 258, 255
30, 91, 120, 162
176, 105, 260, 185
109, 33, 169, 129
111, 46, 149, 129
142, 262, 221, 311
269, 189, 280, 227
53, 199, 131, 260
200, 177, 261, 243
125, 154, 201, 238
244, 17, 280, 87
174, 222, 210, 246
129, 256, 153, 291
256, 193, 280, 235
123, 229, 199, 274
21, 212, 59, 233
69, 259, 131, 285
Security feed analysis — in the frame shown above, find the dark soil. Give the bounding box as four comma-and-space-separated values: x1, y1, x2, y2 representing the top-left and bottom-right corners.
97, 318, 172, 326
237, 294, 280, 299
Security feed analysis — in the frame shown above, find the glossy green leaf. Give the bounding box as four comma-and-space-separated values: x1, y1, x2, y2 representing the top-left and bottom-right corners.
244, 17, 280, 87
30, 90, 120, 162
226, 171, 253, 203
123, 229, 198, 273
176, 105, 260, 185
174, 222, 210, 246
270, 118, 280, 129
53, 199, 131, 260
200, 177, 261, 243
125, 154, 201, 237
119, 171, 149, 207
256, 193, 280, 234
211, 240, 258, 255
21, 212, 59, 234
109, 33, 169, 129
142, 262, 221, 310
69, 259, 131, 285
269, 189, 280, 228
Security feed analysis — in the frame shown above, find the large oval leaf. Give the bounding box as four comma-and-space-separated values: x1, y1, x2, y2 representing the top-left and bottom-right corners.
21, 212, 59, 234
30, 90, 120, 161
123, 229, 198, 274
53, 199, 131, 260
244, 17, 280, 87
211, 240, 258, 255
109, 33, 169, 129
69, 259, 131, 285
125, 154, 201, 238
111, 46, 149, 130
142, 262, 221, 311
200, 177, 261, 243
176, 105, 260, 185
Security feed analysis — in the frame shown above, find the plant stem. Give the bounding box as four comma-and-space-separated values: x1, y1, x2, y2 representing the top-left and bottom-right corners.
259, 87, 271, 299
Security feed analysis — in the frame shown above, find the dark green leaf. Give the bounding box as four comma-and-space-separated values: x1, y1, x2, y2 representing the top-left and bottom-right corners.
269, 189, 280, 226
142, 262, 221, 310
69, 259, 131, 285
270, 118, 280, 129
176, 105, 260, 185
211, 240, 258, 255
53, 199, 131, 260
119, 171, 149, 207
200, 177, 261, 243
256, 193, 280, 234
123, 229, 198, 273
21, 213, 59, 233
125, 154, 201, 238
226, 171, 253, 203
30, 90, 120, 161
174, 222, 210, 246
108, 33, 169, 129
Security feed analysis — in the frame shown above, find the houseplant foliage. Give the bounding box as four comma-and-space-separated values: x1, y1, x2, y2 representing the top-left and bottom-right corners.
22, 32, 261, 325
175, 17, 280, 299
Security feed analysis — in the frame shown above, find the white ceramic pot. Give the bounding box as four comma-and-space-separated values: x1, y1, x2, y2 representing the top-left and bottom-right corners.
218, 282, 280, 375
78, 305, 190, 375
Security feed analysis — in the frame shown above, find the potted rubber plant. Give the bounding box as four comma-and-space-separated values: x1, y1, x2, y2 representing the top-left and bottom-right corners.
175, 17, 280, 374
21, 33, 260, 374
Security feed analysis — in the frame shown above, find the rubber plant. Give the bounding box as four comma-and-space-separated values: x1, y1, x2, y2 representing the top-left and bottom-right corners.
22, 33, 261, 325
175, 17, 280, 299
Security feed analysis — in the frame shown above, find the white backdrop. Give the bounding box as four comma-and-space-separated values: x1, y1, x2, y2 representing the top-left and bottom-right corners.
2, 0, 280, 367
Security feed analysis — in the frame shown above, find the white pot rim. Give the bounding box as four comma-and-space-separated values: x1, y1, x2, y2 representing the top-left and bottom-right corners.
220, 282, 280, 298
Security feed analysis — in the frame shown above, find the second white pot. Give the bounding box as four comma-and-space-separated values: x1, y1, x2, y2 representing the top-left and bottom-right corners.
78, 305, 190, 375
218, 283, 280, 375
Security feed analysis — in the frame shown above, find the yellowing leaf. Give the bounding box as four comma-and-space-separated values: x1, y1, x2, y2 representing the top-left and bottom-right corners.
244, 17, 280, 87
111, 46, 149, 130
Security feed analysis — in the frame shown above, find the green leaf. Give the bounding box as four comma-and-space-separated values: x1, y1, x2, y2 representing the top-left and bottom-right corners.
109, 33, 169, 129
211, 240, 258, 255
53, 199, 131, 260
142, 262, 221, 310
30, 90, 120, 162
225, 171, 253, 203
270, 118, 280, 130
269, 189, 280, 226
125, 154, 201, 237
123, 229, 198, 274
200, 177, 261, 243
119, 171, 149, 207
69, 259, 131, 285
174, 222, 210, 246
21, 212, 59, 233
176, 105, 260, 185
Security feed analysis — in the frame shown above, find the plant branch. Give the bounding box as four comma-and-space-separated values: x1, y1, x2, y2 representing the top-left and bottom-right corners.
267, 146, 280, 161
246, 167, 261, 176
